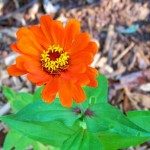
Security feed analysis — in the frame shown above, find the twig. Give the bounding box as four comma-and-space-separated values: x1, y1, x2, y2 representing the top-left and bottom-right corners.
124, 87, 141, 110
106, 65, 126, 78
114, 42, 135, 64
103, 25, 115, 53
137, 45, 150, 65
91, 53, 101, 68
128, 53, 137, 71
87, 17, 93, 37
13, 0, 20, 9
0, 103, 11, 116
0, 0, 37, 22
94, 25, 115, 67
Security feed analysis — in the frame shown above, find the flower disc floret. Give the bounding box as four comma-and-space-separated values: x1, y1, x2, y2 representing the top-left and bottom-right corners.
41, 45, 69, 75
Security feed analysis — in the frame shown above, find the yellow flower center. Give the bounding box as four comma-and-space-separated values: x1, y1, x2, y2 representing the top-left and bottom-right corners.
41, 45, 69, 75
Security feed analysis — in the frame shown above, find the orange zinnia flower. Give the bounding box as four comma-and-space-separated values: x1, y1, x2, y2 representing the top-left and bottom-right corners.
7, 15, 98, 107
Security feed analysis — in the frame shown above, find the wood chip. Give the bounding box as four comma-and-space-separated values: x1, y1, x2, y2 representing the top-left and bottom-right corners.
139, 83, 150, 92
114, 42, 135, 64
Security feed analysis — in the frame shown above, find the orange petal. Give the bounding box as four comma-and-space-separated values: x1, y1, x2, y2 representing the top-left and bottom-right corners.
40, 15, 53, 44
76, 74, 90, 86
71, 83, 86, 103
16, 27, 30, 40
50, 20, 65, 46
10, 43, 21, 53
61, 71, 89, 86
68, 63, 86, 73
58, 78, 72, 107
86, 67, 98, 87
17, 37, 42, 57
7, 65, 27, 76
36, 80, 49, 86
16, 56, 28, 70
29, 25, 50, 49
16, 27, 43, 52
68, 33, 90, 55
42, 78, 58, 103
64, 19, 80, 50
24, 60, 43, 74
61, 71, 78, 82
85, 41, 98, 54
88, 78, 97, 87
43, 94, 56, 104
15, 55, 41, 73
70, 51, 93, 65
27, 73, 52, 86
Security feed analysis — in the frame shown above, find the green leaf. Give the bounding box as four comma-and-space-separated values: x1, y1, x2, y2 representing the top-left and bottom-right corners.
4, 130, 54, 150
82, 74, 108, 109
2, 86, 16, 102
3, 129, 34, 150
127, 111, 150, 132
33, 142, 55, 150
33, 142, 47, 150
1, 115, 79, 147
2, 86, 34, 113
12, 92, 33, 113
15, 99, 81, 126
33, 86, 44, 101
100, 133, 150, 150
61, 129, 103, 150
84, 103, 150, 137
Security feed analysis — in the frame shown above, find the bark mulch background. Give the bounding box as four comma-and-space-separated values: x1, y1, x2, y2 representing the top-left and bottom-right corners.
0, 0, 150, 149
